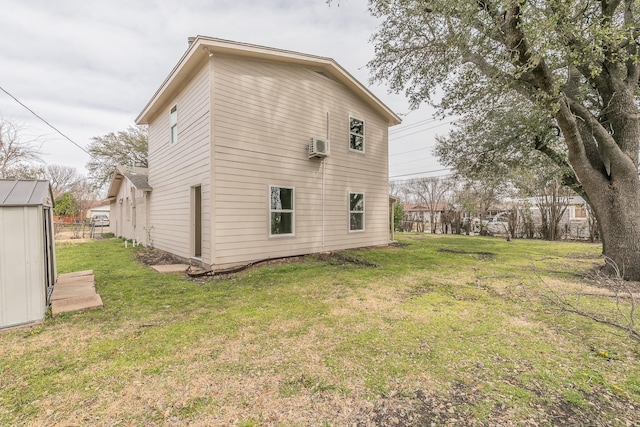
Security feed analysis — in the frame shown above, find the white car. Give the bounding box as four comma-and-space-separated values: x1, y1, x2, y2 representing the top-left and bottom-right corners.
92, 214, 110, 227
485, 213, 510, 234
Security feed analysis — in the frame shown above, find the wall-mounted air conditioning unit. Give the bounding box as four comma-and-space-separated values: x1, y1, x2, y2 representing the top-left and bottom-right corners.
308, 138, 330, 158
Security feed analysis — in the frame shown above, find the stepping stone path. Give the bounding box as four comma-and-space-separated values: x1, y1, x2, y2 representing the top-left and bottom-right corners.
50, 270, 103, 317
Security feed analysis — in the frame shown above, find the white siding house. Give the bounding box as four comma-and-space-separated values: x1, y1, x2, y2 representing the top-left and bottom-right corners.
107, 166, 152, 246
135, 36, 401, 267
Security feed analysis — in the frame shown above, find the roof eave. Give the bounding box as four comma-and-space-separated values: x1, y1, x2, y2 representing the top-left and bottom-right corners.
136, 36, 401, 126
106, 168, 125, 199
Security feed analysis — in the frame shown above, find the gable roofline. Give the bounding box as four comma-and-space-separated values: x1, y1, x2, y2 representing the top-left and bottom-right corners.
135, 36, 401, 126
106, 165, 152, 199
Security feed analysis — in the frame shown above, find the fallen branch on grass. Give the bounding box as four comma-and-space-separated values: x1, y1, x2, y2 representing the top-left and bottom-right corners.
534, 257, 640, 343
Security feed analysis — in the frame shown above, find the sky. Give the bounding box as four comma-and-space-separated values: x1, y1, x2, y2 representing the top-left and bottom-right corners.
0, 0, 451, 181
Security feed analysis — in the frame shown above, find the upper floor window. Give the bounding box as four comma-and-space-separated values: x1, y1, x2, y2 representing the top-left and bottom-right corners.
170, 105, 178, 144
349, 192, 365, 231
270, 186, 294, 236
349, 117, 365, 152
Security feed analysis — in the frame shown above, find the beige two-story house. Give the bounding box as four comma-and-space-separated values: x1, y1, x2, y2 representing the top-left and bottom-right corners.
129, 36, 400, 267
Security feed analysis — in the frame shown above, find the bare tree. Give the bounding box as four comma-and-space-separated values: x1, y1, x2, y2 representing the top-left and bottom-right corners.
0, 119, 41, 178
456, 180, 502, 233
44, 165, 81, 198
534, 179, 572, 241
389, 179, 411, 203
69, 178, 98, 238
406, 177, 450, 233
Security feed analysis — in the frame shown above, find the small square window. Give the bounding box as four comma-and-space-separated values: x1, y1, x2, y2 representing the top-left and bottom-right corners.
349, 192, 365, 231
270, 186, 294, 236
170, 105, 178, 144
349, 117, 365, 152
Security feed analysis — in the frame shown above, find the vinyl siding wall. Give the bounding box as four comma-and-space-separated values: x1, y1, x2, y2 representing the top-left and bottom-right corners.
110, 182, 149, 246
147, 64, 212, 263
211, 55, 390, 265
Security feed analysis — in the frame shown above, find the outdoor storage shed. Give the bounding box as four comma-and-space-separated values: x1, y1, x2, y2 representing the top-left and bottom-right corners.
0, 179, 56, 329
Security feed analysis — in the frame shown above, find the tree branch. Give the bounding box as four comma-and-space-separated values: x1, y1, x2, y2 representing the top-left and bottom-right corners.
567, 97, 638, 176
503, 1, 555, 94
533, 134, 588, 202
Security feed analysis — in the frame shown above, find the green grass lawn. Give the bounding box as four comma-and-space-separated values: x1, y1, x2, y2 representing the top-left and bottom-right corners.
1, 234, 638, 426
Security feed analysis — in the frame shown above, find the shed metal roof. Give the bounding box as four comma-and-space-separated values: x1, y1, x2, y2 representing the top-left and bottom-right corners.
0, 180, 54, 207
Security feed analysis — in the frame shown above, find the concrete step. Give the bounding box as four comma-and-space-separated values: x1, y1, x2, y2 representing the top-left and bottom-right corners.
51, 270, 103, 317
51, 294, 103, 317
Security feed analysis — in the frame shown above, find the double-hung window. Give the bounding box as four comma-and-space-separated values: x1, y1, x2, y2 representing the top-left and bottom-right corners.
349, 192, 365, 231
170, 105, 178, 144
349, 117, 365, 152
270, 186, 294, 236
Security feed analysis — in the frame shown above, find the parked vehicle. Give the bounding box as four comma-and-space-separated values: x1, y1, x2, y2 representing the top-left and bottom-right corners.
91, 214, 110, 227
460, 217, 481, 234
485, 213, 510, 235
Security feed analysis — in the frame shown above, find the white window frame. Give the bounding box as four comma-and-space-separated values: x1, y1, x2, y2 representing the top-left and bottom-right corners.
349, 192, 365, 232
349, 116, 365, 153
170, 105, 178, 144
269, 185, 295, 237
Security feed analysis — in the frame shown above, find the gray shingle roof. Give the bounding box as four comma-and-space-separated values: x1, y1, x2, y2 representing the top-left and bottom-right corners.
122, 170, 152, 192
106, 166, 152, 198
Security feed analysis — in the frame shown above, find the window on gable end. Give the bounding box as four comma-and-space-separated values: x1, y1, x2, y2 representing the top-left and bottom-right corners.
170, 105, 178, 144
349, 117, 365, 152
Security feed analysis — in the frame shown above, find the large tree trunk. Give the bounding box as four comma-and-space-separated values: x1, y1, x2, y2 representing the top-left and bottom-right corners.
555, 87, 640, 281
587, 178, 640, 281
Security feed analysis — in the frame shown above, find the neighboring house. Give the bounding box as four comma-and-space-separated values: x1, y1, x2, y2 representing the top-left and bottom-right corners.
129, 36, 401, 267
519, 195, 592, 239
0, 180, 56, 329
107, 166, 152, 245
87, 199, 111, 221
401, 203, 448, 232
521, 196, 589, 223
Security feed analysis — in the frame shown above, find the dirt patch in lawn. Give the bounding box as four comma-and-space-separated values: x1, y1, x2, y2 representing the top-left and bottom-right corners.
133, 247, 187, 266
437, 248, 496, 260
349, 384, 640, 426
316, 252, 378, 267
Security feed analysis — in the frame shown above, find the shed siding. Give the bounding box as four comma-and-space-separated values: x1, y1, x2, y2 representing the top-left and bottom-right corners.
0, 206, 46, 328
211, 55, 389, 265
147, 63, 212, 263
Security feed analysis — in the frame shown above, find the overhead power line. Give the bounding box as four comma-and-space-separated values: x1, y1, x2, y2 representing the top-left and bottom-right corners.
389, 120, 455, 141
389, 117, 440, 134
390, 173, 454, 185
392, 154, 437, 166
389, 168, 451, 179
0, 84, 90, 155
390, 145, 437, 157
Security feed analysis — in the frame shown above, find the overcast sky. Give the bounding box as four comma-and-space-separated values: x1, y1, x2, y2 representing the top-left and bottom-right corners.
0, 0, 450, 180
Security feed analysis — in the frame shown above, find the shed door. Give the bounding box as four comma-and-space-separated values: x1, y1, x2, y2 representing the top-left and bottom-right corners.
193, 185, 202, 258
43, 207, 55, 304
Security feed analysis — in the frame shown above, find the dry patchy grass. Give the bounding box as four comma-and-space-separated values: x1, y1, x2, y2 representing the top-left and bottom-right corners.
1, 235, 639, 426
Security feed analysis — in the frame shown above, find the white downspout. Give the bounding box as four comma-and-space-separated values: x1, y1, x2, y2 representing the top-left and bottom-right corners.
323, 111, 330, 249
322, 158, 325, 249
